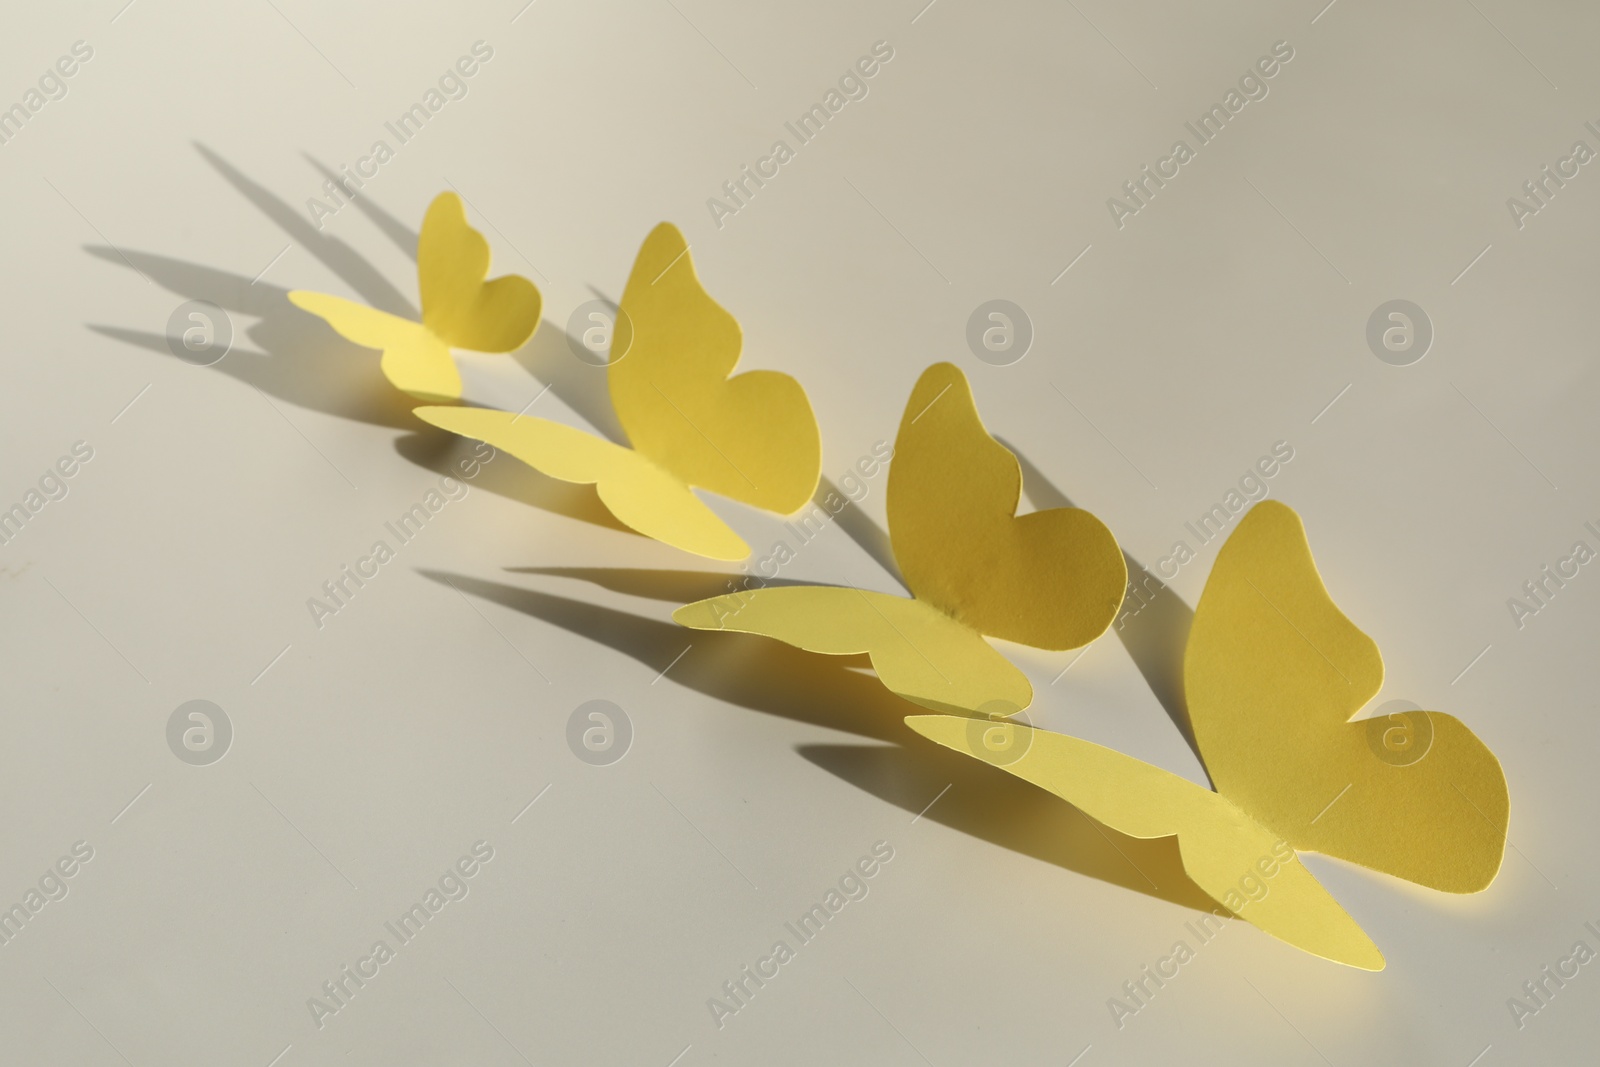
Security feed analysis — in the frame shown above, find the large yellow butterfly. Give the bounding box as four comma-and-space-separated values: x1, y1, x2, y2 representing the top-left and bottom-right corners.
288, 192, 542, 403
414, 223, 821, 562
908, 500, 1510, 968
673, 361, 1128, 713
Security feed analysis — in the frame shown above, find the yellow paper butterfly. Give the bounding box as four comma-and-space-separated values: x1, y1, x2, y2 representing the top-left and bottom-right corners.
673, 362, 1128, 714
907, 500, 1510, 968
413, 223, 821, 561
288, 192, 542, 403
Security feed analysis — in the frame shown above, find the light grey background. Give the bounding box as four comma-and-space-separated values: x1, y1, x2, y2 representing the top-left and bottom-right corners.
1, 0, 1595, 1063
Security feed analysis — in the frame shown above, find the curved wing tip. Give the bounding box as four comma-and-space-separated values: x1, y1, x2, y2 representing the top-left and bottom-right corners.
1347, 944, 1386, 971
1438, 859, 1507, 895
672, 600, 723, 629
428, 190, 464, 214
900, 362, 975, 432
286, 289, 335, 314
1244, 497, 1300, 529
1248, 921, 1385, 971
504, 304, 542, 349
903, 713, 963, 745
649, 220, 686, 242
410, 406, 455, 427
917, 361, 966, 389
660, 528, 749, 563
676, 525, 751, 562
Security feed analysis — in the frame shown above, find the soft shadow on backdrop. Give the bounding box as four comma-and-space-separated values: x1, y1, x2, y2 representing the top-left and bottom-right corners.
89, 144, 635, 533
88, 146, 1222, 917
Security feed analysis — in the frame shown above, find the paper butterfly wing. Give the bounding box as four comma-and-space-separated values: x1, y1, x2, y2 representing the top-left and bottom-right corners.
609, 223, 820, 514
675, 588, 1033, 714
413, 407, 749, 561
887, 362, 1126, 650
417, 192, 542, 353
1184, 501, 1508, 892
287, 291, 459, 403
905, 714, 1384, 970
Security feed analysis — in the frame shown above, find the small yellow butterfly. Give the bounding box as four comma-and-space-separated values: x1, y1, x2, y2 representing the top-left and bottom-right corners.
414, 223, 822, 562
907, 500, 1510, 968
673, 361, 1127, 713
289, 192, 542, 403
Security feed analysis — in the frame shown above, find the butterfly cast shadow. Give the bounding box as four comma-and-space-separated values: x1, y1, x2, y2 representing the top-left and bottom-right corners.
1007, 441, 1204, 769
87, 145, 1224, 916
84, 144, 631, 534
424, 564, 1215, 916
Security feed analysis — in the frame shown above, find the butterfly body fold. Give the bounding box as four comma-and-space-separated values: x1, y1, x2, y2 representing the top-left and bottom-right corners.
907, 500, 1510, 969
675, 361, 1128, 712
274, 188, 1511, 973
415, 221, 822, 561
289, 192, 541, 403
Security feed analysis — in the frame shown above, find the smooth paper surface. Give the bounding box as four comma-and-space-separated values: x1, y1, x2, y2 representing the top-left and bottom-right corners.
289, 192, 541, 402
1185, 500, 1509, 892
890, 362, 1127, 649
285, 292, 457, 402
674, 587, 1033, 714
25, 3, 1585, 1058
412, 406, 749, 561
415, 223, 822, 560
675, 362, 1127, 712
905, 500, 1509, 967
905, 714, 1386, 970
417, 193, 542, 353
612, 223, 821, 514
